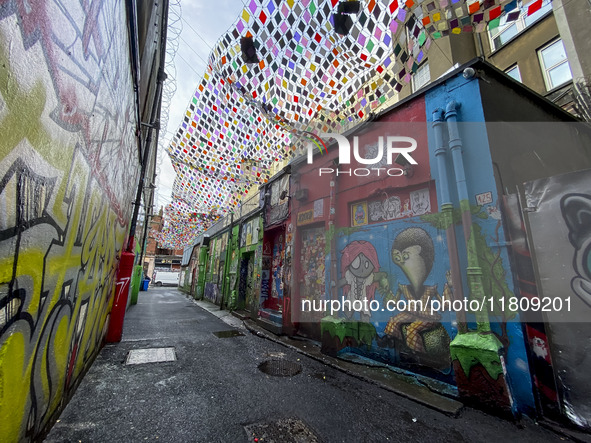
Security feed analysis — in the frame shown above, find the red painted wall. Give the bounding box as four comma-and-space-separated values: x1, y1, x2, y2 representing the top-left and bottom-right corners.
334, 96, 435, 227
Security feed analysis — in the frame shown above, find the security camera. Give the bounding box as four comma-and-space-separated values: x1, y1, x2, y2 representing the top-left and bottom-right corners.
463, 67, 476, 79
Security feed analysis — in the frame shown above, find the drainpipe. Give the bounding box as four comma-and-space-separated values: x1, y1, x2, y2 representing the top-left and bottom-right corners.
432, 109, 467, 334
444, 101, 514, 415
128, 66, 166, 252
138, 210, 153, 271
329, 171, 337, 303
444, 101, 490, 333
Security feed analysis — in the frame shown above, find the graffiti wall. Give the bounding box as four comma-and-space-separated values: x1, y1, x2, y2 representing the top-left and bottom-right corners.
525, 168, 591, 428
260, 227, 285, 314
0, 2, 140, 440
299, 225, 327, 324
328, 220, 456, 381
204, 232, 228, 305
319, 75, 539, 414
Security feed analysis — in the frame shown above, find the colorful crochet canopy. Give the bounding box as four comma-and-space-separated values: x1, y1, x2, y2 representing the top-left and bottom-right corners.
163, 0, 546, 248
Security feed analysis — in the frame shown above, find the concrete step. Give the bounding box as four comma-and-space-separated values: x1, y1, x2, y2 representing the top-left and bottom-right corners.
231, 310, 251, 320
254, 317, 283, 335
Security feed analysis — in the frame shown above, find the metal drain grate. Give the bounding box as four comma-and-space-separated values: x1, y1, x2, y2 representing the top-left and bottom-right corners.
244, 418, 319, 442
125, 347, 176, 365
212, 329, 245, 338
258, 359, 302, 377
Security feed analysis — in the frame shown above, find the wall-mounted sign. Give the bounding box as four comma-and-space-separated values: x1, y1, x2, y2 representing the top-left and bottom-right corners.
367, 187, 432, 223
476, 191, 493, 206
410, 188, 431, 216
297, 209, 314, 226
156, 259, 173, 264
314, 198, 324, 218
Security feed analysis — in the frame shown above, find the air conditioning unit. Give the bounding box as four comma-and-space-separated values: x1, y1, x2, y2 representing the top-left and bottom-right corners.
294, 189, 308, 201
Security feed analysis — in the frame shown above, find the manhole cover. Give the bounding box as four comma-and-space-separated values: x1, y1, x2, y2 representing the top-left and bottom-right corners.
213, 329, 245, 338
258, 359, 302, 377
244, 418, 320, 443
125, 347, 176, 365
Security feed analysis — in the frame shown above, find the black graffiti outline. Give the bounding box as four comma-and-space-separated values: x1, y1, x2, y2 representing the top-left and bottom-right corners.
560, 193, 591, 308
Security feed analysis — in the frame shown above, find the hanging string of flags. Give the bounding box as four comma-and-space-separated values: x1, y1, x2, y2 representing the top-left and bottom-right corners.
162, 0, 549, 248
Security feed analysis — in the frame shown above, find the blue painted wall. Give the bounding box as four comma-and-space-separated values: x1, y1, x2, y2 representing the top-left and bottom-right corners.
424, 73, 536, 414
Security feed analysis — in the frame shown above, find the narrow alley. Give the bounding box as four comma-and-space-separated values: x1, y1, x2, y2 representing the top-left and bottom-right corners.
3, 1, 591, 441
46, 288, 568, 443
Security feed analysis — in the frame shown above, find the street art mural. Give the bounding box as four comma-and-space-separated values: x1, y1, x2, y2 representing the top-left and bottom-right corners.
300, 226, 327, 312
271, 239, 284, 302
339, 240, 385, 323
236, 216, 262, 312
282, 223, 293, 327
0, 2, 139, 440
420, 202, 526, 411
322, 220, 456, 380
260, 228, 286, 315
383, 228, 452, 364
238, 254, 254, 309
204, 232, 228, 305
251, 242, 263, 314
420, 77, 537, 414
526, 169, 591, 427
323, 199, 535, 394
351, 202, 368, 227
561, 193, 591, 308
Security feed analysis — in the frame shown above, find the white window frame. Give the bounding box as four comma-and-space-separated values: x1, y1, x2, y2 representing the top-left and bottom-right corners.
412, 61, 430, 92
488, 0, 553, 52
505, 64, 522, 82
538, 38, 573, 91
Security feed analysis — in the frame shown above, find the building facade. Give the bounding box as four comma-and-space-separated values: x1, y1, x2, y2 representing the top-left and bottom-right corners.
396, 0, 590, 117
187, 60, 591, 427
144, 208, 183, 281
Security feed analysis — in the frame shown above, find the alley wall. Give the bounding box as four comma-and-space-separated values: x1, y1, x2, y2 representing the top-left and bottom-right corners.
0, 2, 143, 440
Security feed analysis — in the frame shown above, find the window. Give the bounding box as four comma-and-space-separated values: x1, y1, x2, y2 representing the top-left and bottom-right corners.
492, 23, 518, 49
488, 0, 552, 51
538, 39, 573, 90
412, 62, 430, 92
505, 64, 522, 82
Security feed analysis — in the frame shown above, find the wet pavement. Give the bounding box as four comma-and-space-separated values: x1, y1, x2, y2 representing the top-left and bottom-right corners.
45, 287, 575, 442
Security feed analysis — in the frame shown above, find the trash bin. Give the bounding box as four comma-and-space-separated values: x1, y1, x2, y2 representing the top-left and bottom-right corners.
141, 279, 150, 291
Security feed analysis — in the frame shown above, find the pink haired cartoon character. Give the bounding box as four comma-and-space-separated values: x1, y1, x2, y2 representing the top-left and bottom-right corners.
338, 241, 387, 322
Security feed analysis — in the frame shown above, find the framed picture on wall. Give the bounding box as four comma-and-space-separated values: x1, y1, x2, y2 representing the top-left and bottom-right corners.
351, 202, 368, 226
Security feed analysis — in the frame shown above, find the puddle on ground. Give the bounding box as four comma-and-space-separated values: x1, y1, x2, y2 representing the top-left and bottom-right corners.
212, 329, 245, 338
